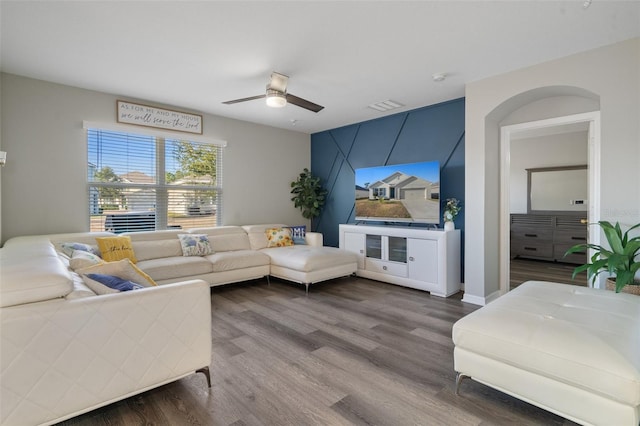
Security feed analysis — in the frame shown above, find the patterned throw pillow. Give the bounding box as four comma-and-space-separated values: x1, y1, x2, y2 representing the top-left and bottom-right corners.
178, 234, 214, 256
60, 242, 101, 257
95, 236, 137, 263
288, 225, 307, 245
265, 227, 294, 247
77, 258, 157, 287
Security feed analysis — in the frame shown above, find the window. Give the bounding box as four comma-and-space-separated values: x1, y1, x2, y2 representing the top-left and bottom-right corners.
87, 128, 223, 233
373, 187, 386, 198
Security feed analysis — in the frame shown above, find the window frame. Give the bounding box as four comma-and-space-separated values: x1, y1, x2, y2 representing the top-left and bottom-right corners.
84, 121, 226, 233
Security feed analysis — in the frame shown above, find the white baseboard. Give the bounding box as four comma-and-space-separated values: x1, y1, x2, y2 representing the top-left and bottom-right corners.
461, 289, 501, 306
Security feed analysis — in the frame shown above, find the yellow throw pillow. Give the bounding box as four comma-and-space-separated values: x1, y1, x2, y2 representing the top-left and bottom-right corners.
77, 258, 157, 287
96, 236, 137, 263
265, 227, 294, 247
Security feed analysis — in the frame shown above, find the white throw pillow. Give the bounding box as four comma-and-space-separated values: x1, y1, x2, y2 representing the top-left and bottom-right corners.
69, 250, 104, 271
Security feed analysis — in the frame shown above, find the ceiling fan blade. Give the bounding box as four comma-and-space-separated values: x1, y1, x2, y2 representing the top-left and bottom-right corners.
269, 72, 289, 92
286, 94, 324, 113
222, 94, 265, 105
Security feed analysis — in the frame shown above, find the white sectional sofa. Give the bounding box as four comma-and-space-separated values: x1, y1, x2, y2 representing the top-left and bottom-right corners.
0, 224, 357, 425
123, 224, 357, 292
0, 232, 212, 426
452, 281, 640, 426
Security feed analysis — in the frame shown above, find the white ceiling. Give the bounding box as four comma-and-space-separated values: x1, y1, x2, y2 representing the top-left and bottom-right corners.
1, 1, 639, 135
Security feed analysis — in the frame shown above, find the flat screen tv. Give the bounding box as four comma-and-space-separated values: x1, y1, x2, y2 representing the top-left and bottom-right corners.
355, 161, 440, 224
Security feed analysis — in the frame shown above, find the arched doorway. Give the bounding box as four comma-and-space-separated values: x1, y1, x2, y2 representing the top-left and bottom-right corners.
483, 86, 602, 295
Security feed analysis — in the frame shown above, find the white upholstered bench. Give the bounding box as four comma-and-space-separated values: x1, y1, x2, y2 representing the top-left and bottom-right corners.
452, 280, 640, 426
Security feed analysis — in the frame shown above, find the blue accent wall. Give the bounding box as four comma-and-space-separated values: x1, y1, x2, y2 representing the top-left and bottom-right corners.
311, 97, 465, 253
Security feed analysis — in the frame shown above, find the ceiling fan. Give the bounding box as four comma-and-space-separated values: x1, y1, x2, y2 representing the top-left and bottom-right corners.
223, 72, 324, 113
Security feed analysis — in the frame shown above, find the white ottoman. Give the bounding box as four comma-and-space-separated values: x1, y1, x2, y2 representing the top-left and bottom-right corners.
452, 281, 640, 426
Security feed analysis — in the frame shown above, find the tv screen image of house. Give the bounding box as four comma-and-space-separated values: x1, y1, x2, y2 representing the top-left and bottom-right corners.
355, 161, 440, 224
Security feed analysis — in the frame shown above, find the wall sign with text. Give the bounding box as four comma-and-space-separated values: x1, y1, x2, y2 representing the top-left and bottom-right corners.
117, 101, 203, 134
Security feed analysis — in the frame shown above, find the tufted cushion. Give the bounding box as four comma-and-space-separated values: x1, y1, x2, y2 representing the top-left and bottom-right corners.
452, 281, 640, 406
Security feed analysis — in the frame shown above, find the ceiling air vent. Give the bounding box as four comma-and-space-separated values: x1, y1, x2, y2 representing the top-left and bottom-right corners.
368, 100, 404, 112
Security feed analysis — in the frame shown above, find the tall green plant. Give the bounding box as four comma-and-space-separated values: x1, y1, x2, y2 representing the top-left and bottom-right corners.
290, 168, 327, 221
566, 221, 640, 292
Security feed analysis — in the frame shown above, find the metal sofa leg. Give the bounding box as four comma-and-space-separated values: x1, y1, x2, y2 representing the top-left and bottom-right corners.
266, 275, 271, 286
305, 282, 310, 295
196, 366, 211, 388
455, 372, 470, 395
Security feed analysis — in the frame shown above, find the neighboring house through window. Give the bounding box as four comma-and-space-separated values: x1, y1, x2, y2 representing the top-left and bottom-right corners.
87, 127, 223, 233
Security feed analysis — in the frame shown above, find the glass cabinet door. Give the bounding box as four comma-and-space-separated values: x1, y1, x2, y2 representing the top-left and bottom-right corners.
388, 236, 407, 263
366, 235, 382, 259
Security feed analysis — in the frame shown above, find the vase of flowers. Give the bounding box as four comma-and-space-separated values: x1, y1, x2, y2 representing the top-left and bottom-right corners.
443, 198, 461, 231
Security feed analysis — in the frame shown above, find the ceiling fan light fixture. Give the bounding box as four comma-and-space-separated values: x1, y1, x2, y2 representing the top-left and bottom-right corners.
266, 89, 287, 108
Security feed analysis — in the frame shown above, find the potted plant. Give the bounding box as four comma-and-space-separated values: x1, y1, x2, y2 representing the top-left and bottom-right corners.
565, 221, 640, 294
290, 168, 328, 225
443, 198, 461, 231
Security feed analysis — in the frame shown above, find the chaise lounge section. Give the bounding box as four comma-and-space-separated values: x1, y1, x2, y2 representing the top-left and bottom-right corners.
122, 224, 358, 292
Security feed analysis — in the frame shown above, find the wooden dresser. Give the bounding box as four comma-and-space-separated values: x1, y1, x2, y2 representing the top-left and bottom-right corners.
510, 214, 587, 264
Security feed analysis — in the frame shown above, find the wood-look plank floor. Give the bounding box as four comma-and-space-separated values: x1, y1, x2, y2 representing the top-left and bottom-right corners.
510, 258, 587, 290
58, 277, 578, 426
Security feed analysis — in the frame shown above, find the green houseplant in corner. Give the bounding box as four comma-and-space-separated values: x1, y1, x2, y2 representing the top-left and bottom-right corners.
565, 221, 640, 294
290, 168, 328, 225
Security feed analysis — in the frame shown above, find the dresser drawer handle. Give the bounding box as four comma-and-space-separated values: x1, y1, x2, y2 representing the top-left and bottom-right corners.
524, 247, 537, 251
524, 233, 538, 238
571, 237, 587, 241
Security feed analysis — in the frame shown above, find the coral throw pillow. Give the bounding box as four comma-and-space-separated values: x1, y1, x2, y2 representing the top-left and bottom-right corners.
95, 236, 137, 263
265, 227, 294, 247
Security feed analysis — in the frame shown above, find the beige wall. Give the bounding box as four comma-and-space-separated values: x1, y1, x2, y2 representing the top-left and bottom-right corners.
0, 73, 310, 244
465, 37, 640, 303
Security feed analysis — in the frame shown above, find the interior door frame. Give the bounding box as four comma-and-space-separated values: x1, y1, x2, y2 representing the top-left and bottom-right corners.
499, 111, 601, 294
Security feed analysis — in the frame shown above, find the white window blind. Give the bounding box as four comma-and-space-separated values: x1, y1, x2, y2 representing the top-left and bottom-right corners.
87, 128, 222, 233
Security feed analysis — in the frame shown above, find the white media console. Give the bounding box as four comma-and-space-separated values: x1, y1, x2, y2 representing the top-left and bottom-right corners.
339, 224, 461, 297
